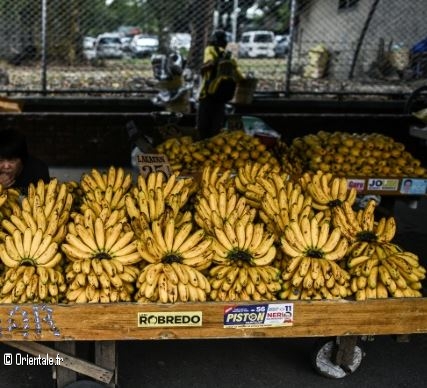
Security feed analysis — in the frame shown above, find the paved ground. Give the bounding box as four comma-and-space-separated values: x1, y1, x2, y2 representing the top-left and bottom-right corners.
1, 334, 427, 388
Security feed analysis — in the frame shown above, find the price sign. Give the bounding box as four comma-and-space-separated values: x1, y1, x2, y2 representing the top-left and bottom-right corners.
137, 153, 172, 178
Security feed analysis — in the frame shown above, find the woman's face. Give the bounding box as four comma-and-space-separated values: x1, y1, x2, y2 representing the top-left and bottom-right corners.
0, 157, 23, 188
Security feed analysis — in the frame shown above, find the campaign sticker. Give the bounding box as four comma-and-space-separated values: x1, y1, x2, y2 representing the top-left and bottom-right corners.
138, 311, 202, 328
400, 178, 427, 195
347, 179, 365, 192
223, 303, 293, 328
367, 179, 399, 191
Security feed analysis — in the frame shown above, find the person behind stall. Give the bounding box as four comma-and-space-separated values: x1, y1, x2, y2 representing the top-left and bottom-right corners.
0, 129, 50, 194
196, 29, 244, 140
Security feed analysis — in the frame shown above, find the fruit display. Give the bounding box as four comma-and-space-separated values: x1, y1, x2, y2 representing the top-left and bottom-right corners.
155, 130, 281, 173
287, 131, 427, 177
0, 164, 424, 304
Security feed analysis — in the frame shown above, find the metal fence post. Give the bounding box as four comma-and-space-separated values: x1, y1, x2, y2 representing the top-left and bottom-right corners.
285, 0, 297, 97
41, 0, 47, 94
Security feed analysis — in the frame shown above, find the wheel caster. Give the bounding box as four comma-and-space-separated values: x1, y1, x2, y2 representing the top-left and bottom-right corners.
312, 337, 364, 378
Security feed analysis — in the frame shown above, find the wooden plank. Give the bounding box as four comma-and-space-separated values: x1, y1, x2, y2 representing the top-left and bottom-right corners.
0, 298, 425, 341
54, 342, 77, 387
95, 341, 117, 388
2, 341, 114, 384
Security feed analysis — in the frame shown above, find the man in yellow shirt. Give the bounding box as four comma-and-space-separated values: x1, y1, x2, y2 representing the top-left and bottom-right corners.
196, 29, 244, 139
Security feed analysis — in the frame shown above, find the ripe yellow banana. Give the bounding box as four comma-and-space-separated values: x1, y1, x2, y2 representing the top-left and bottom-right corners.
61, 242, 93, 261
111, 240, 138, 259
299, 216, 312, 248
298, 257, 312, 277
170, 262, 188, 284
251, 245, 277, 266
247, 223, 264, 253
112, 251, 141, 266
379, 217, 397, 243
65, 233, 93, 254
319, 226, 342, 254
252, 231, 275, 258
180, 237, 212, 260
104, 223, 124, 253
94, 217, 106, 251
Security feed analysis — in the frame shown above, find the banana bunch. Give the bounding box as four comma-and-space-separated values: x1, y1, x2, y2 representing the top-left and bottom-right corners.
194, 167, 256, 236
348, 243, 426, 300
136, 218, 213, 271
333, 199, 396, 244
301, 171, 357, 214
0, 186, 21, 241
62, 208, 140, 265
212, 219, 276, 267
209, 262, 281, 301
200, 165, 234, 193
0, 264, 66, 303
279, 216, 351, 300
0, 186, 21, 217
0, 179, 73, 268
257, 173, 314, 239
126, 171, 195, 235
234, 161, 284, 208
276, 140, 304, 177
0, 227, 63, 268
80, 166, 133, 217
194, 190, 256, 236
1, 179, 73, 245
135, 261, 210, 303
64, 257, 139, 303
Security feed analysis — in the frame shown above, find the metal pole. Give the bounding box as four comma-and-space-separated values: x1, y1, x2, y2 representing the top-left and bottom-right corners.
285, 0, 297, 97
41, 0, 47, 94
349, 0, 380, 79
232, 0, 239, 43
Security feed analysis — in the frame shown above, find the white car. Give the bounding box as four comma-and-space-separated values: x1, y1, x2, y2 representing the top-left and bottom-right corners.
95, 34, 123, 59
170, 33, 191, 51
130, 34, 159, 58
238, 30, 276, 58
83, 36, 96, 60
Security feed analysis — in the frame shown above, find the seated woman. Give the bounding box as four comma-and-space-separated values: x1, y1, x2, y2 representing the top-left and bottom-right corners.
0, 129, 50, 194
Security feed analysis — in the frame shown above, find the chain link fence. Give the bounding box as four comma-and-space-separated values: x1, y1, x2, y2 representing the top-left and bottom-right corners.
0, 0, 426, 98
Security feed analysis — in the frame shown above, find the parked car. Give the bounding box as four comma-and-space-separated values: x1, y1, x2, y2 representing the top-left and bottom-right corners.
83, 36, 96, 50
170, 33, 191, 52
95, 33, 123, 59
83, 36, 96, 60
274, 35, 290, 57
130, 34, 159, 58
117, 25, 142, 37
238, 30, 276, 58
120, 36, 133, 54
